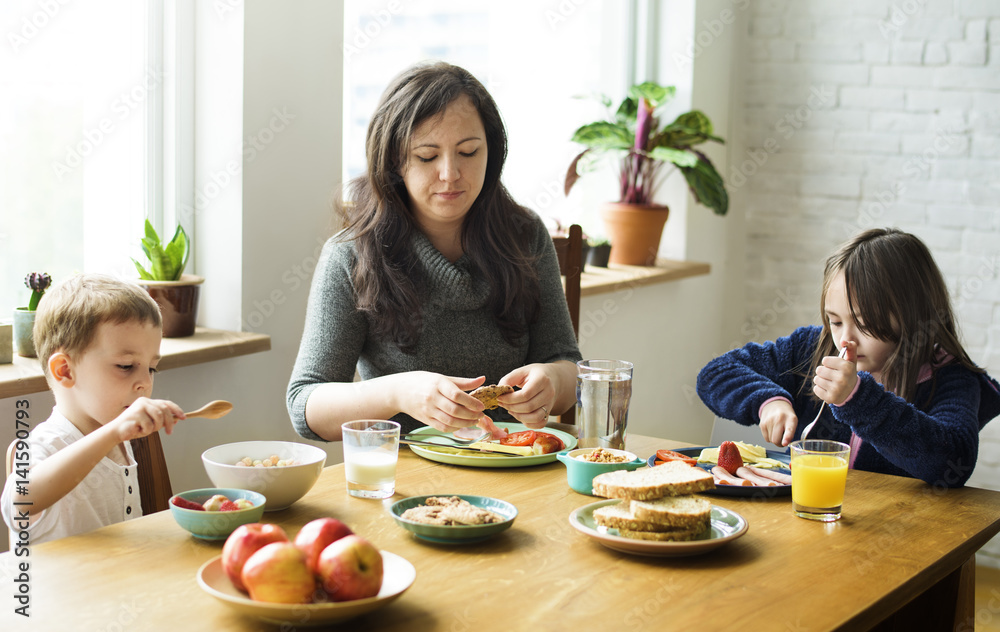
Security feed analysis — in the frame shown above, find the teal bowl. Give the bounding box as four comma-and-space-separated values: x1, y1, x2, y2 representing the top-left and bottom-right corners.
557, 448, 646, 495
390, 495, 517, 544
169, 488, 266, 540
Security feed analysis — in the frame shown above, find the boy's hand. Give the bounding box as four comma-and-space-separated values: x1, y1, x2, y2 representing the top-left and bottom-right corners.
113, 397, 186, 442
760, 399, 798, 447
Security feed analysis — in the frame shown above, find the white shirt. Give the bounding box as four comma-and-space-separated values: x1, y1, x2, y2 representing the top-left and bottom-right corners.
2, 408, 142, 545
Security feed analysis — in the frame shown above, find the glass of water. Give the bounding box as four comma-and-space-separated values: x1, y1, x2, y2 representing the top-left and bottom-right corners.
341, 420, 400, 499
576, 360, 633, 450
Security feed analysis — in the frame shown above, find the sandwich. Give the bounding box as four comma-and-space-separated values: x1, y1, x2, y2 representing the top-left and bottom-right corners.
591, 460, 714, 500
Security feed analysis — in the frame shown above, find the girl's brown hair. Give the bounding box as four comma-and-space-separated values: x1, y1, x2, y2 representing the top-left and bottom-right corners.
339, 61, 540, 353
809, 227, 982, 403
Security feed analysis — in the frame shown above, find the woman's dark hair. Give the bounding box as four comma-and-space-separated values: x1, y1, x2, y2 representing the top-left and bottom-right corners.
338, 61, 540, 352
808, 227, 982, 402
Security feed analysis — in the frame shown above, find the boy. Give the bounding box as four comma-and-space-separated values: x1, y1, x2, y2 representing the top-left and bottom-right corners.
2, 274, 186, 543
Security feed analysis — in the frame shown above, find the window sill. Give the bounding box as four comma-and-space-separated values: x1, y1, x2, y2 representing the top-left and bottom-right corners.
0, 328, 271, 400
581, 258, 710, 297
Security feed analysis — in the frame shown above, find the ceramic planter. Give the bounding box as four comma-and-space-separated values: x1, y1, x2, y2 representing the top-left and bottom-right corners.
599, 202, 670, 266
138, 274, 204, 338
13, 308, 37, 358
587, 244, 612, 268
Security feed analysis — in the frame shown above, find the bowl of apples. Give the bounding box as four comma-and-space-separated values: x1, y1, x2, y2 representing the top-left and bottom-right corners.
196, 518, 416, 626
201, 440, 327, 511
169, 488, 266, 540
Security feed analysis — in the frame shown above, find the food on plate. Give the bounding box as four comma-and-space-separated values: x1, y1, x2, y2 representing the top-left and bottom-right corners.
712, 466, 752, 486
317, 535, 384, 602
171, 496, 207, 511
469, 384, 514, 410
467, 442, 534, 456
653, 449, 698, 467
222, 523, 291, 592
578, 448, 632, 464
235, 455, 299, 467
592, 500, 709, 542
500, 430, 537, 446
221, 519, 384, 604
240, 541, 317, 604
592, 461, 715, 501
173, 493, 256, 512
746, 465, 792, 485
697, 441, 787, 469
717, 441, 744, 475
469, 430, 564, 456
294, 518, 354, 575
531, 432, 565, 455
629, 495, 712, 528
400, 496, 504, 526
735, 466, 780, 487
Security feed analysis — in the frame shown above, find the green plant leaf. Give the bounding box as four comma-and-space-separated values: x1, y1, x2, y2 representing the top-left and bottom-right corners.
614, 97, 637, 127
628, 82, 675, 108
143, 219, 161, 246
163, 224, 189, 280
674, 110, 714, 136
648, 147, 699, 168
680, 154, 729, 216
570, 121, 632, 150
132, 259, 154, 281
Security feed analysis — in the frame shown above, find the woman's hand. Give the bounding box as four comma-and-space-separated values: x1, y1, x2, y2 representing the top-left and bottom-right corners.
813, 341, 858, 406
497, 363, 561, 429
760, 399, 798, 447
396, 372, 487, 433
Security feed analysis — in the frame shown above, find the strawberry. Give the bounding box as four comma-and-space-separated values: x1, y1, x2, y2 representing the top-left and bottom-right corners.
218, 500, 240, 512
717, 441, 744, 475
171, 496, 206, 511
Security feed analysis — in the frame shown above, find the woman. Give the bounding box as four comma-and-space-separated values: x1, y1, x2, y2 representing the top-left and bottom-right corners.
287, 61, 582, 441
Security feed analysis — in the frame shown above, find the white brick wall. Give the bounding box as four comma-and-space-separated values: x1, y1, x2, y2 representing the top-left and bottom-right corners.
739, 1, 1000, 566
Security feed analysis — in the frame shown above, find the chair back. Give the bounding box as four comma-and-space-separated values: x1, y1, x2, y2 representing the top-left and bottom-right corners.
5, 440, 15, 551
130, 433, 174, 515
551, 224, 583, 425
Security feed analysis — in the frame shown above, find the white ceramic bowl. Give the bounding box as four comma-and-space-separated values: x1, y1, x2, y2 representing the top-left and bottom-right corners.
201, 441, 326, 511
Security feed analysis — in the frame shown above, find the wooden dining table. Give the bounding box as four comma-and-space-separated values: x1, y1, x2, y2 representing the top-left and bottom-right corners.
4, 433, 1000, 631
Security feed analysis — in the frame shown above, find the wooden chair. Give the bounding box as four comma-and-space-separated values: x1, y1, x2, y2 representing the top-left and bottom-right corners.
130, 433, 173, 515
551, 224, 583, 425
5, 440, 16, 550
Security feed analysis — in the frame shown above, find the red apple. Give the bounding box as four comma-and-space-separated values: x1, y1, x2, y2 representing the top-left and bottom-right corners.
294, 518, 354, 575
222, 523, 289, 592
241, 542, 316, 604
317, 535, 384, 602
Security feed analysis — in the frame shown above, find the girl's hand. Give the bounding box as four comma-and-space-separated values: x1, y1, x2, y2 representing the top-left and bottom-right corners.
813, 341, 858, 406
760, 399, 798, 447
114, 397, 186, 442
397, 372, 486, 433
497, 364, 555, 429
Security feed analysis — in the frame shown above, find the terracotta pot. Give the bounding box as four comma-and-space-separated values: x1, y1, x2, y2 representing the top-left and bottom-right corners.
13, 308, 36, 358
599, 202, 670, 266
138, 275, 204, 338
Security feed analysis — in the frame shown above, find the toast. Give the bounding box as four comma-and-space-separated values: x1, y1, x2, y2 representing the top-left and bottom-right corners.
629, 495, 712, 529
593, 501, 709, 534
469, 384, 514, 410
591, 460, 715, 500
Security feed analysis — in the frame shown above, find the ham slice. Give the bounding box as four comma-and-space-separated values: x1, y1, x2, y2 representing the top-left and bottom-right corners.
736, 467, 780, 486
712, 466, 752, 486
453, 417, 509, 441
746, 465, 792, 485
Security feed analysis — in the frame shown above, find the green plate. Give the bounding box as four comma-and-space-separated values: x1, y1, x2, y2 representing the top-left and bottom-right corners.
568, 499, 748, 557
406, 423, 577, 468
390, 495, 517, 544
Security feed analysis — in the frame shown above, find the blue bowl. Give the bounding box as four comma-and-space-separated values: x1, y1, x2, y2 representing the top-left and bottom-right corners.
169, 488, 266, 540
557, 447, 646, 495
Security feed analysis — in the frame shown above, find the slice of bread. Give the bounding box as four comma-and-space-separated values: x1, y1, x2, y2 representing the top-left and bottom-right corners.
615, 526, 705, 542
629, 495, 712, 529
591, 461, 715, 501
593, 501, 709, 534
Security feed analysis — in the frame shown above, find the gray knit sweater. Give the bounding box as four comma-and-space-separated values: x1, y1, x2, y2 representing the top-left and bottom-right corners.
286, 213, 582, 439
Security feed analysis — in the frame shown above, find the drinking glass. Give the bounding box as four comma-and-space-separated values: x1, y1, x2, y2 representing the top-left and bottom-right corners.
575, 359, 633, 450
789, 439, 850, 522
341, 420, 400, 499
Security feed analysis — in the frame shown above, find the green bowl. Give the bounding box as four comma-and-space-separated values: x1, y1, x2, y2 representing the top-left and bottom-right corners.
389, 495, 517, 544
169, 488, 266, 540
556, 448, 647, 495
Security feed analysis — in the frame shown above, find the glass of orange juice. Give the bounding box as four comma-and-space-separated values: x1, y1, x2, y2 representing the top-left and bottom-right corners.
789, 439, 850, 522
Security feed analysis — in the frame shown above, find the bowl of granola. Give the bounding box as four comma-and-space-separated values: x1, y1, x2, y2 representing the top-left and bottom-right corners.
557, 448, 646, 496
201, 441, 326, 511
389, 495, 517, 544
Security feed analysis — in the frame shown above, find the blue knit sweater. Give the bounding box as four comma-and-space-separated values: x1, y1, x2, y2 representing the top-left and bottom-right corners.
696, 326, 1000, 487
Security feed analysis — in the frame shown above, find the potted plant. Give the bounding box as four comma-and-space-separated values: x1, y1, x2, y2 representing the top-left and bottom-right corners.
587, 238, 612, 268
133, 219, 203, 337
565, 81, 728, 265
13, 272, 52, 358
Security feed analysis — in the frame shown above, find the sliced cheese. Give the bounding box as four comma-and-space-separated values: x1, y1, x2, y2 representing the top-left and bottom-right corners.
468, 442, 534, 456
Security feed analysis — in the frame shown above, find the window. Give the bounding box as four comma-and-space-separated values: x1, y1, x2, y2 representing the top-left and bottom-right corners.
342, 1, 631, 237
0, 0, 163, 314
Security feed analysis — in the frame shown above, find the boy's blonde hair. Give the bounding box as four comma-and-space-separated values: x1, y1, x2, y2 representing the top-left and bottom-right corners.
34, 274, 162, 378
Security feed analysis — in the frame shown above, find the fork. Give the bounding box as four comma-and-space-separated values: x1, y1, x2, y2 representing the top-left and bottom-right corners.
402, 429, 490, 445
799, 345, 848, 441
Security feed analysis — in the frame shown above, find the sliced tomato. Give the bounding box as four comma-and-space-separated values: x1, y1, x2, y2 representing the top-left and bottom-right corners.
500, 430, 537, 446
655, 449, 698, 466
533, 431, 565, 452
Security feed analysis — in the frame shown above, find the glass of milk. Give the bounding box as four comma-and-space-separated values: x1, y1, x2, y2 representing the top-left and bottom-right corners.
341, 420, 401, 499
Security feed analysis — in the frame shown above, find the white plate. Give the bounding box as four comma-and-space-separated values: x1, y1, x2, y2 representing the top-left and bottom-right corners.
406, 423, 577, 468
196, 551, 415, 626
568, 499, 748, 557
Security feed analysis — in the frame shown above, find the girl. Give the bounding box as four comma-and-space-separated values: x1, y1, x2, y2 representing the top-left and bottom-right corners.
286, 62, 581, 442
697, 228, 1000, 487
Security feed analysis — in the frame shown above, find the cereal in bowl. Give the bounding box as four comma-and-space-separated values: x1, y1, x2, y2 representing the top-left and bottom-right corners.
234, 455, 299, 468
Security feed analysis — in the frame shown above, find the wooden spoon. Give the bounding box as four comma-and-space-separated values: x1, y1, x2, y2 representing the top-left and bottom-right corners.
183, 400, 233, 419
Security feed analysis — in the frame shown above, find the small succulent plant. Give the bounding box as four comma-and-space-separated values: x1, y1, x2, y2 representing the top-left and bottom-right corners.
133, 219, 190, 281
24, 272, 52, 311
